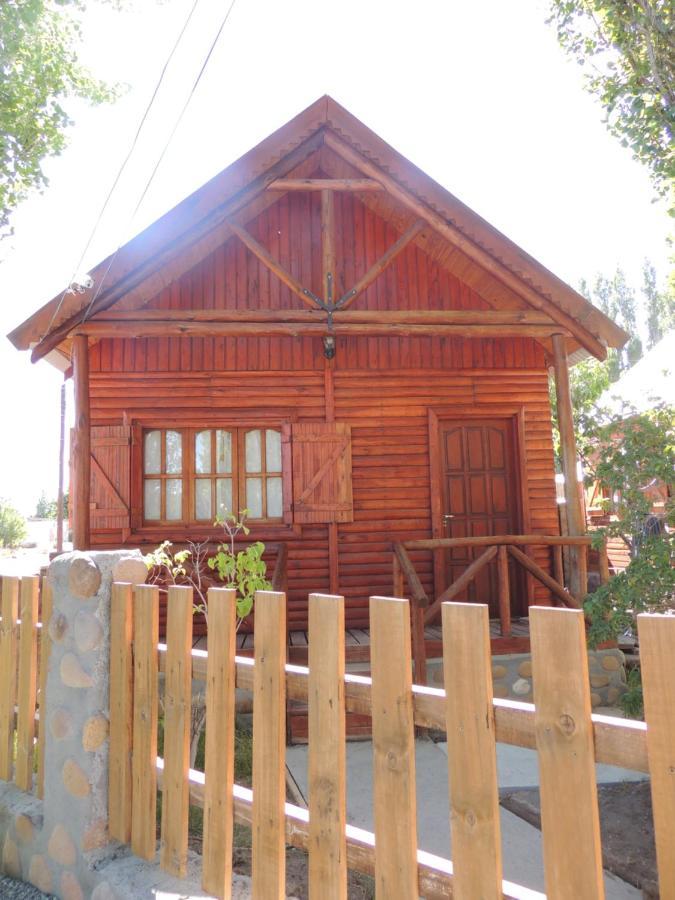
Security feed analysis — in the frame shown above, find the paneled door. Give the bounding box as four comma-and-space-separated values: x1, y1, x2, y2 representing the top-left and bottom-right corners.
438, 418, 524, 617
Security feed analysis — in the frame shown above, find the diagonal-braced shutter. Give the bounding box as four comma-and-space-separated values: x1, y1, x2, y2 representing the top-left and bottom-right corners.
291, 423, 353, 523
90, 425, 132, 537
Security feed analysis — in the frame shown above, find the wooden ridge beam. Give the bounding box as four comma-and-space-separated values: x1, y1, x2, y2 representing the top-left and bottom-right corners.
268, 177, 383, 191
76, 320, 571, 339
324, 131, 607, 359
227, 221, 325, 311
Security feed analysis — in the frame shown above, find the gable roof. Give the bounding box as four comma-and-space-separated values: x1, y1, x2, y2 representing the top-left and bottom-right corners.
8, 95, 627, 366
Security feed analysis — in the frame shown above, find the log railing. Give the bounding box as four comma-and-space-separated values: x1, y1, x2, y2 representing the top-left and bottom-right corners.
107, 584, 675, 898
392, 534, 611, 685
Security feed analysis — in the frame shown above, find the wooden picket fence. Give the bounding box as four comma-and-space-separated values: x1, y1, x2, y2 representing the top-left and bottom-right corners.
0, 574, 52, 799
106, 583, 675, 899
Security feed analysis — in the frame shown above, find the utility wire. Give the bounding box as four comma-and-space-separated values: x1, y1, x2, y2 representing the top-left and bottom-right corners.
80, 0, 239, 324
44, 0, 202, 337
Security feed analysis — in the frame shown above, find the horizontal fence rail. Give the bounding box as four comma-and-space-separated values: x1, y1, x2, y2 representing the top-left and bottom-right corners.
102, 581, 671, 900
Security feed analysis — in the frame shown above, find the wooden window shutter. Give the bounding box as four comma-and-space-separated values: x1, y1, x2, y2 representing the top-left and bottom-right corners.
90, 425, 132, 538
291, 423, 353, 524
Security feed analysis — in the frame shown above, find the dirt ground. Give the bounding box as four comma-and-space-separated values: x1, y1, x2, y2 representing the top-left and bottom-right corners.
501, 780, 657, 897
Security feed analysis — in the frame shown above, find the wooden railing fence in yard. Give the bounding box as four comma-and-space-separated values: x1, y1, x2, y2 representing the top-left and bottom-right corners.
0, 575, 52, 799
108, 581, 675, 900
393, 534, 611, 684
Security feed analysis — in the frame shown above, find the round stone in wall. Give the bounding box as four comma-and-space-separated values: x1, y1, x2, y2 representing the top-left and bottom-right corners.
83, 714, 109, 752
62, 758, 91, 797
602, 654, 621, 672
111, 556, 148, 586
590, 692, 602, 707
50, 707, 73, 740
68, 555, 102, 599
48, 823, 77, 866
493, 683, 509, 699
607, 686, 621, 705
60, 653, 93, 688
590, 674, 610, 688
74, 609, 103, 653
14, 813, 35, 844
492, 664, 507, 679
512, 678, 531, 696
28, 854, 53, 893
61, 870, 85, 900
2, 836, 21, 878
518, 660, 533, 678
48, 612, 68, 642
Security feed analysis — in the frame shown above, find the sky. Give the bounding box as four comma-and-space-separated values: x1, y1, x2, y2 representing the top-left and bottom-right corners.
0, 0, 671, 515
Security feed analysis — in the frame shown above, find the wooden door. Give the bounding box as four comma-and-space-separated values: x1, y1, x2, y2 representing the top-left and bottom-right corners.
438, 418, 524, 616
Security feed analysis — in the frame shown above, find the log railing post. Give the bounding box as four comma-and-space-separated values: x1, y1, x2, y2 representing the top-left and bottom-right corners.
72, 333, 91, 550
552, 333, 586, 599
497, 545, 511, 636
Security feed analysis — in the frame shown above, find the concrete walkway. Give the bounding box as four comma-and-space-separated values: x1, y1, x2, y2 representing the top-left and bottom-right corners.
286, 739, 642, 897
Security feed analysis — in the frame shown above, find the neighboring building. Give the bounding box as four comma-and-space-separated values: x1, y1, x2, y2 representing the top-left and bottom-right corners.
587, 331, 674, 571
8, 96, 627, 646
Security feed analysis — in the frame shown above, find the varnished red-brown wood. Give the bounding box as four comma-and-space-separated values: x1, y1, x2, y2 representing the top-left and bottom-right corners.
83, 188, 560, 631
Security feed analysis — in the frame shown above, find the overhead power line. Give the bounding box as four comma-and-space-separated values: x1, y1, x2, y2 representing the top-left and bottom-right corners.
44, 0, 202, 337
80, 0, 239, 325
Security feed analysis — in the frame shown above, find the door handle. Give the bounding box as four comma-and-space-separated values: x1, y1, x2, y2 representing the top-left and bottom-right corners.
443, 514, 454, 521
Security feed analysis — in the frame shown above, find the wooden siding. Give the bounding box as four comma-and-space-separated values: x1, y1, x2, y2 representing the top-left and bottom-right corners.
85, 188, 559, 630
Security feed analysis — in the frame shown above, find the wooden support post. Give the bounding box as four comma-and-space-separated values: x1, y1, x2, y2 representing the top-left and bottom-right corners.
252, 591, 287, 899
530, 607, 603, 899
109, 582, 134, 844
598, 541, 610, 584
37, 577, 53, 799
369, 596, 418, 898
322, 188, 340, 596
0, 576, 19, 781
553, 545, 564, 592
442, 603, 502, 899
202, 589, 237, 897
551, 333, 586, 599
638, 613, 675, 898
160, 586, 193, 877
131, 584, 159, 861
308, 593, 347, 900
497, 545, 511, 636
16, 576, 39, 791
392, 552, 404, 597
72, 334, 91, 550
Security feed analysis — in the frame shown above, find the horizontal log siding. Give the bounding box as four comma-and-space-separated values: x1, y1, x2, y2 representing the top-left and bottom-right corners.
89, 360, 558, 628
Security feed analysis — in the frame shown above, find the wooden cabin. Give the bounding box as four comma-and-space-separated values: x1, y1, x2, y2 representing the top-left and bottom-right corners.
8, 96, 627, 660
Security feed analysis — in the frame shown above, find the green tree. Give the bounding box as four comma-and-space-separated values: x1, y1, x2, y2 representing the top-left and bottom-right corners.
643, 259, 675, 347
547, 1, 674, 202
0, 0, 120, 237
0, 500, 27, 548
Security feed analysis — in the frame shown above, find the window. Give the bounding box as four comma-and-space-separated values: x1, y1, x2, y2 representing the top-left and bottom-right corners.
142, 427, 284, 524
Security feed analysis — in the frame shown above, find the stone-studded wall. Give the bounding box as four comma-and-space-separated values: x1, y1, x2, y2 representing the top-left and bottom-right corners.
427, 648, 627, 708
0, 550, 225, 900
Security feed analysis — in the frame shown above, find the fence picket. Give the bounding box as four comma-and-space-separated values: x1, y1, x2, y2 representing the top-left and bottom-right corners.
369, 596, 418, 898
638, 613, 675, 898
0, 576, 19, 781
530, 607, 604, 900
308, 593, 347, 900
160, 585, 193, 877
131, 584, 159, 861
442, 602, 502, 899
252, 590, 287, 900
109, 582, 133, 843
16, 575, 39, 792
202, 588, 237, 897
37, 577, 53, 798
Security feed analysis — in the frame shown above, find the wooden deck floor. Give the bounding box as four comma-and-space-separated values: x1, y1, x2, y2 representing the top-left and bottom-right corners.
192, 617, 531, 660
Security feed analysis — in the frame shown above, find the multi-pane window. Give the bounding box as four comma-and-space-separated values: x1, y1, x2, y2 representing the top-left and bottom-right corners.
142, 427, 283, 524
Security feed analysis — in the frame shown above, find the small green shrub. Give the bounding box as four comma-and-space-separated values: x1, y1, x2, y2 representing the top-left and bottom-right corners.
620, 667, 644, 719
0, 500, 27, 548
